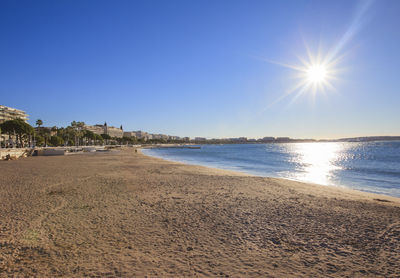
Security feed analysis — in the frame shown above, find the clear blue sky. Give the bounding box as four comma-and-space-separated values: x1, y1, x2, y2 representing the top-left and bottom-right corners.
1, 0, 399, 139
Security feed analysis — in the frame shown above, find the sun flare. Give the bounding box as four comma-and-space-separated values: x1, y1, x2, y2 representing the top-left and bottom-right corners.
266, 45, 343, 107
306, 64, 327, 84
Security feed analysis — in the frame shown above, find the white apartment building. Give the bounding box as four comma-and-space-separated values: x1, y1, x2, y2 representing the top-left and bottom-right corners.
0, 105, 29, 124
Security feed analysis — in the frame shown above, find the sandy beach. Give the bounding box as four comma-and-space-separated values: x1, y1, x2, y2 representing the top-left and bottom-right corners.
1, 149, 399, 277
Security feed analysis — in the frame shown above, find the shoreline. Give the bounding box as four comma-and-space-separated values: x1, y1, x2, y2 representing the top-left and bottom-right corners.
1, 149, 399, 276
141, 147, 400, 202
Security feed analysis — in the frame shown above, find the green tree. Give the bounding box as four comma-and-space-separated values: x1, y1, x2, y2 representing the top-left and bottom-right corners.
71, 121, 85, 146
101, 133, 111, 145
36, 119, 43, 129
34, 119, 43, 147
94, 134, 104, 145
49, 136, 64, 146
35, 119, 43, 141
36, 135, 45, 146
83, 130, 95, 145
58, 126, 75, 146
0, 119, 35, 147
42, 128, 51, 147
101, 133, 111, 140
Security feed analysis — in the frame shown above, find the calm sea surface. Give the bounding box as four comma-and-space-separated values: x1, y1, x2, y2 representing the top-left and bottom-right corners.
142, 141, 400, 197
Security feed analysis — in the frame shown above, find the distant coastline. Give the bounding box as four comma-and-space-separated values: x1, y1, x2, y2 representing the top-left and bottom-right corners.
188, 136, 400, 145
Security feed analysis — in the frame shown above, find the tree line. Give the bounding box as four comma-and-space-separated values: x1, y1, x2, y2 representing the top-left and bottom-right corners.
0, 118, 189, 148
0, 119, 137, 148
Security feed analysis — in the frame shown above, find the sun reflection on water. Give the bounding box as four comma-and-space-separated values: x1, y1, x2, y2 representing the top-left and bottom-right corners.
289, 142, 343, 185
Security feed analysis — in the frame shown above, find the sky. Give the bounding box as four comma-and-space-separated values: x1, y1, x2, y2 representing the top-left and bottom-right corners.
1, 0, 399, 139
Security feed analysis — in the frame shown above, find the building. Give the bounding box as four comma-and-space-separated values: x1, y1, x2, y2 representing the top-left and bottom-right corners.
152, 134, 169, 140
84, 122, 123, 138
262, 137, 275, 141
0, 105, 29, 124
275, 137, 291, 142
84, 124, 105, 135
135, 131, 149, 139
123, 131, 137, 138
106, 126, 123, 138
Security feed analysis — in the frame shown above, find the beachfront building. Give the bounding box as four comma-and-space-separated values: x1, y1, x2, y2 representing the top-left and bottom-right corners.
135, 131, 149, 140
123, 131, 137, 138
169, 136, 181, 141
0, 105, 29, 124
194, 137, 207, 142
152, 134, 169, 140
84, 123, 123, 138
124, 130, 184, 142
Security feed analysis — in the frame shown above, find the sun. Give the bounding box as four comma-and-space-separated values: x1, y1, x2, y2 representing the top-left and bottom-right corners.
306, 64, 327, 84
265, 46, 342, 107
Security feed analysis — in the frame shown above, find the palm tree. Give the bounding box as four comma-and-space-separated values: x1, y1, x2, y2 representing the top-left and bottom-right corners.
70, 121, 85, 146
77, 122, 85, 146
43, 129, 51, 147
71, 121, 78, 146
34, 119, 43, 148
36, 119, 43, 129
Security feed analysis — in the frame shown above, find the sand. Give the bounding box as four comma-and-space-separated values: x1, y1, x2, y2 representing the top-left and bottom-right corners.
0, 149, 399, 277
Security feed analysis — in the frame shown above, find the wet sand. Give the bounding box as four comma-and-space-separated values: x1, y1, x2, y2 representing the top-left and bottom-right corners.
1, 149, 399, 277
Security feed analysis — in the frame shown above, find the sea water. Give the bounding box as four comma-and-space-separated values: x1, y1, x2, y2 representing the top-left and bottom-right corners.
142, 141, 400, 197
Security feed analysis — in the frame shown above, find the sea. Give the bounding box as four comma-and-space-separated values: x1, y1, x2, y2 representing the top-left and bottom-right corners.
142, 141, 400, 198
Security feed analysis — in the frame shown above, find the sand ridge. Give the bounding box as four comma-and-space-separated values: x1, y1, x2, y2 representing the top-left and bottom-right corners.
0, 149, 399, 277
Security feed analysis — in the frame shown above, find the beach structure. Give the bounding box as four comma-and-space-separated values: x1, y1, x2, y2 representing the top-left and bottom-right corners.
0, 105, 29, 124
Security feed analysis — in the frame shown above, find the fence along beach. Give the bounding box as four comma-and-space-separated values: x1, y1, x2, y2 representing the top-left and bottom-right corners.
1, 148, 399, 277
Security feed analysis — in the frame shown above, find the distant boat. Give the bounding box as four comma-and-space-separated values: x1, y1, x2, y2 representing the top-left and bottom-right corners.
188, 146, 201, 149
